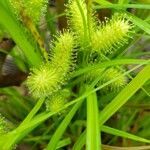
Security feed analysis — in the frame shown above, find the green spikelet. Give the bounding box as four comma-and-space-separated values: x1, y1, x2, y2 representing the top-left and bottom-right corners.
91, 14, 133, 55
45, 89, 70, 113
26, 32, 75, 98
9, 0, 48, 24
98, 68, 127, 92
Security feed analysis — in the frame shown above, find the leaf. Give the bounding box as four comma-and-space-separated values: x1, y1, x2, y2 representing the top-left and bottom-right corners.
99, 65, 150, 125
86, 91, 100, 150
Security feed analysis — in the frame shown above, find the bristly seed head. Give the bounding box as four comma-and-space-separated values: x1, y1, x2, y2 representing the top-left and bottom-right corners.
9, 0, 48, 24
45, 89, 70, 113
98, 67, 127, 92
66, 0, 97, 48
26, 63, 61, 98
26, 31, 75, 98
91, 13, 133, 55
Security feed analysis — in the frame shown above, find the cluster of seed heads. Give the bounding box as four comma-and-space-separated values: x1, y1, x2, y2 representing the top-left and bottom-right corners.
67, 0, 133, 91
10, 0, 134, 110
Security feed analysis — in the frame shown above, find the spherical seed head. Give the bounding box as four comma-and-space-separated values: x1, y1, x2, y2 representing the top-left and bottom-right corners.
26, 63, 62, 98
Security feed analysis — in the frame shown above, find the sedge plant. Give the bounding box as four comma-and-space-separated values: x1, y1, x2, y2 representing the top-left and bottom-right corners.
0, 0, 150, 150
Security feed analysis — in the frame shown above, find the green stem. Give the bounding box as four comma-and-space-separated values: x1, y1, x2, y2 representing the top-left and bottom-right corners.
21, 98, 45, 124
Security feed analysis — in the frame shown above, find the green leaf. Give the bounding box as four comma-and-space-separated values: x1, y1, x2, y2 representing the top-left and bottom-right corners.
72, 59, 149, 78
126, 12, 150, 35
86, 91, 100, 150
46, 100, 83, 150
72, 64, 150, 149
95, 4, 150, 10
101, 125, 150, 143
99, 64, 150, 125
0, 1, 43, 67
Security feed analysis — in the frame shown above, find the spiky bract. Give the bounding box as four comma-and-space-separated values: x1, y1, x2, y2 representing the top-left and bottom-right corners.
91, 14, 133, 55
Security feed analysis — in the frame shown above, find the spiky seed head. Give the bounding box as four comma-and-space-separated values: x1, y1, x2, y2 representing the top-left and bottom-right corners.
9, 0, 48, 24
84, 67, 104, 84
45, 89, 70, 113
26, 63, 62, 98
26, 31, 75, 98
66, 0, 87, 44
66, 0, 97, 48
50, 31, 75, 76
91, 13, 133, 55
24, 0, 48, 24
99, 68, 127, 92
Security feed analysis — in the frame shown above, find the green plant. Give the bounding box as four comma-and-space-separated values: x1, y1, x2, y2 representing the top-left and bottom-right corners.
0, 0, 149, 150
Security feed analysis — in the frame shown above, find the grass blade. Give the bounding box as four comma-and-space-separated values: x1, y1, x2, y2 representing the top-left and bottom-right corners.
101, 125, 150, 143
99, 65, 150, 125
46, 100, 83, 150
86, 91, 100, 150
